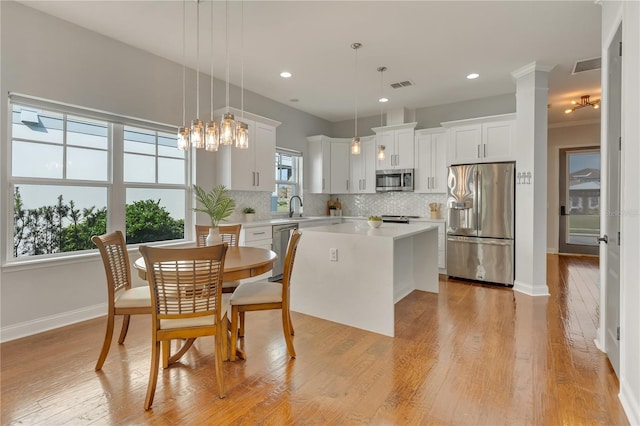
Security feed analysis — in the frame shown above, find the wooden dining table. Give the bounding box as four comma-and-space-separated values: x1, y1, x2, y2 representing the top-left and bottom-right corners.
133, 245, 277, 362
133, 245, 277, 282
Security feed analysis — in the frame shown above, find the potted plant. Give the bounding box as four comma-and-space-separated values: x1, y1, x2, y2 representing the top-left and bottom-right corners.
243, 207, 255, 222
193, 184, 236, 245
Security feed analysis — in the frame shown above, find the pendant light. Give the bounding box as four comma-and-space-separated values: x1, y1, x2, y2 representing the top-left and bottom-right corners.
177, 0, 191, 150
377, 66, 387, 160
235, 0, 249, 149
205, 0, 219, 151
220, 0, 236, 145
190, 0, 205, 149
351, 42, 362, 155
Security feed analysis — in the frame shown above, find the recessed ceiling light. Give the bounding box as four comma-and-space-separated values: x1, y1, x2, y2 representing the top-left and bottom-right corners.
280, 71, 292, 78
379, 97, 388, 103
466, 73, 480, 80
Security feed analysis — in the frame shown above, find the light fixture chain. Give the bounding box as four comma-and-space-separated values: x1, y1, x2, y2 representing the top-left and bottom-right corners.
196, 0, 200, 118
225, 0, 230, 111
210, 0, 214, 120
182, 0, 187, 125
240, 0, 244, 119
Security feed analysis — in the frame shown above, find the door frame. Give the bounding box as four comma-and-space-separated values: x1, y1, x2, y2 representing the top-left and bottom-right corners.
558, 147, 601, 255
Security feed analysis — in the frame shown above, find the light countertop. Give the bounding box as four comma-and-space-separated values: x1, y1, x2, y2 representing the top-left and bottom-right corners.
300, 222, 438, 240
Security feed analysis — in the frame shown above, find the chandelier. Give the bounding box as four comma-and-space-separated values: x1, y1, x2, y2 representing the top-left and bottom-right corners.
351, 42, 362, 155
178, 0, 248, 151
564, 95, 600, 114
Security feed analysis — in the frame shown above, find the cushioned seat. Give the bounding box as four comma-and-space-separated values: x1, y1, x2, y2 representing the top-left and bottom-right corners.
114, 286, 151, 309
230, 281, 283, 305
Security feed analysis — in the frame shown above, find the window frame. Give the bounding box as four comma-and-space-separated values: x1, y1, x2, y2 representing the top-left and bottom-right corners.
7, 94, 191, 264
273, 148, 302, 214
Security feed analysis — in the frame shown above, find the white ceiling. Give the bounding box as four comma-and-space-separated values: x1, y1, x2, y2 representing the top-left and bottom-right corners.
17, 0, 603, 124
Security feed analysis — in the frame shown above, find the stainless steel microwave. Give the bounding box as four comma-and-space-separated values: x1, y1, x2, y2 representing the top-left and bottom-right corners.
375, 169, 414, 192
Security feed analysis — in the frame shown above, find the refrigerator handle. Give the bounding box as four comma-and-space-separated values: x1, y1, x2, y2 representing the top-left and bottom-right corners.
475, 169, 481, 233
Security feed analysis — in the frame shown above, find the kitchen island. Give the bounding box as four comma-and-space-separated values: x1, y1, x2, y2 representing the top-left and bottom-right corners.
290, 222, 439, 336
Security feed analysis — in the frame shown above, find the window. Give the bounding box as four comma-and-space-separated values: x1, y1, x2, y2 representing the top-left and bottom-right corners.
272, 149, 302, 213
10, 98, 188, 260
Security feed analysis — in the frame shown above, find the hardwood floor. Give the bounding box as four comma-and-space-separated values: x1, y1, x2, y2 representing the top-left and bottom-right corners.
1, 254, 628, 425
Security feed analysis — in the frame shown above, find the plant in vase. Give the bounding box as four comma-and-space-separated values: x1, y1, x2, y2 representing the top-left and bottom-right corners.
243, 207, 255, 222
368, 215, 382, 228
193, 184, 236, 245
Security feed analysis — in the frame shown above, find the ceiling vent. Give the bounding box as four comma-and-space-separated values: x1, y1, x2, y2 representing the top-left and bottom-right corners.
390, 80, 414, 89
572, 57, 601, 74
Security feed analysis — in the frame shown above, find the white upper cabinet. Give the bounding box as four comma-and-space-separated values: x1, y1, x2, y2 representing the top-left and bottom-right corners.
330, 140, 350, 193
372, 122, 417, 170
213, 108, 280, 192
307, 135, 331, 194
442, 113, 516, 164
414, 128, 448, 193
349, 136, 376, 194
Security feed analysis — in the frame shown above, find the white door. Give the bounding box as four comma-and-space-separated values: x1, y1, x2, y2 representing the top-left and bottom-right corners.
395, 128, 415, 169
451, 124, 481, 164
330, 142, 350, 193
254, 122, 276, 191
603, 24, 622, 378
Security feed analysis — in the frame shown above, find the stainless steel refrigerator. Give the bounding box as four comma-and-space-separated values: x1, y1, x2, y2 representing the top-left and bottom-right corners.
446, 162, 515, 286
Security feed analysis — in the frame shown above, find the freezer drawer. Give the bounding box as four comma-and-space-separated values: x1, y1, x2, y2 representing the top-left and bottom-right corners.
446, 236, 514, 286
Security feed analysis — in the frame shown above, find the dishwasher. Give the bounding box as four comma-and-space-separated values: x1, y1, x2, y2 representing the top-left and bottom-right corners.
270, 222, 299, 281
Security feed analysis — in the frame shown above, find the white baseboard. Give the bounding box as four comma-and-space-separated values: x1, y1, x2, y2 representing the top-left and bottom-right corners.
513, 280, 550, 297
0, 303, 107, 343
620, 379, 640, 426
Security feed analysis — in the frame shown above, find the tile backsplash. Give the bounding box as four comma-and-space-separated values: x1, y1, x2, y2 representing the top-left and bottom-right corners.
226, 190, 446, 221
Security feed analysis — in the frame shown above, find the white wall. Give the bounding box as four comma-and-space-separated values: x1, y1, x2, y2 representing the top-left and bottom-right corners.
0, 1, 329, 340
546, 122, 601, 253
601, 1, 640, 424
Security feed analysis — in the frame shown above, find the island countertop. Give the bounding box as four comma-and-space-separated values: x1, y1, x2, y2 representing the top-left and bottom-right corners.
300, 222, 438, 239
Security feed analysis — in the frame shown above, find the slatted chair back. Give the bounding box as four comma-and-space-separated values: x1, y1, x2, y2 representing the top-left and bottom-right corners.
92, 231, 132, 304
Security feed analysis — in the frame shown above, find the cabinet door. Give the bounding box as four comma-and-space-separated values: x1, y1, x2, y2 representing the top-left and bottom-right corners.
308, 138, 330, 194
451, 124, 481, 164
350, 138, 376, 193
229, 119, 256, 191
413, 133, 432, 193
330, 142, 350, 193
482, 120, 514, 162
376, 131, 394, 170
431, 132, 448, 193
395, 128, 415, 169
254, 122, 276, 191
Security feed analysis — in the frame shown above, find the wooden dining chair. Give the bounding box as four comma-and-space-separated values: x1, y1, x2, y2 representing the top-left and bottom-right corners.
195, 224, 242, 293
138, 243, 229, 411
92, 231, 152, 371
229, 230, 301, 361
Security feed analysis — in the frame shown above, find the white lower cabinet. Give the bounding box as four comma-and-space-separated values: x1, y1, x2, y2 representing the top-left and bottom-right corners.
239, 225, 273, 282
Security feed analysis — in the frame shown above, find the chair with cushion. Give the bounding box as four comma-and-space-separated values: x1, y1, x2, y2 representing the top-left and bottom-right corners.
229, 230, 301, 361
92, 231, 152, 371
138, 243, 229, 410
195, 224, 242, 293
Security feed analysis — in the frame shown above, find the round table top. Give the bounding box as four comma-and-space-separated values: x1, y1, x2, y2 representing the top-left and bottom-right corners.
134, 246, 277, 281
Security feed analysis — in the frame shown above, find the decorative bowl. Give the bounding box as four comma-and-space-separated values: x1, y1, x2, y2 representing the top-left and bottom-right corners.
368, 220, 382, 229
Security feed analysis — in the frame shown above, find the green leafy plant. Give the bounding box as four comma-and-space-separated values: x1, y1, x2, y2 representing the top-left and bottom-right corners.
193, 184, 236, 227
368, 216, 382, 221
243, 207, 255, 214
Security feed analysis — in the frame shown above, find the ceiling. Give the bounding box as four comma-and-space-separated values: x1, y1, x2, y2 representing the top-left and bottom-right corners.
17, 1, 603, 125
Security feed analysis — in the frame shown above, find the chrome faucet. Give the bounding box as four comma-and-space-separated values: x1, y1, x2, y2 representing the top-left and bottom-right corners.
289, 195, 303, 218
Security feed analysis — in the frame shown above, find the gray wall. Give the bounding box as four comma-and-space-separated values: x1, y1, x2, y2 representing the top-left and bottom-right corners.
329, 93, 516, 137
0, 1, 329, 337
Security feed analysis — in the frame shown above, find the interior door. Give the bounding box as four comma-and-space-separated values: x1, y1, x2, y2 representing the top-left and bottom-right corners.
558, 148, 601, 255
603, 24, 622, 378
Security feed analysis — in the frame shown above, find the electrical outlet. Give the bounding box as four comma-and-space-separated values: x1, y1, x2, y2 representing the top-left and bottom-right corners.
329, 248, 338, 261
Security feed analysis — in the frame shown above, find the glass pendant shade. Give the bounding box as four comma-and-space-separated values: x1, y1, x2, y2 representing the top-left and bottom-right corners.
177, 126, 191, 151
351, 136, 361, 155
236, 121, 249, 149
378, 145, 386, 160
205, 121, 220, 151
220, 113, 236, 145
190, 119, 205, 149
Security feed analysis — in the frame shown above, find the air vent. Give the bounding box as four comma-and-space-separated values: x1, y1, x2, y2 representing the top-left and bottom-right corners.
572, 57, 601, 74
390, 80, 414, 89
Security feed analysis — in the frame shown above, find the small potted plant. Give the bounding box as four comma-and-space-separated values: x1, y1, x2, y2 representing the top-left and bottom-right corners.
243, 207, 255, 222
368, 215, 382, 228
193, 184, 236, 245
